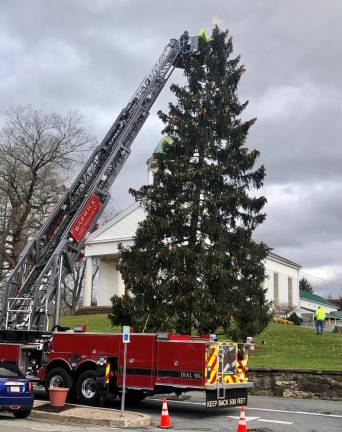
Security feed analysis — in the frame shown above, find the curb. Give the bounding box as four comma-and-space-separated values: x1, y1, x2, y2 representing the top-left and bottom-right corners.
31, 404, 151, 428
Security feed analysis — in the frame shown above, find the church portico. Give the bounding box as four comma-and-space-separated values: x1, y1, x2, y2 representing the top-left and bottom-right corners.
83, 202, 145, 306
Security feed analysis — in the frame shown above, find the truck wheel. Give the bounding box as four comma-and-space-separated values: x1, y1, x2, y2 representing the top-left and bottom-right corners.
45, 367, 74, 395
13, 409, 31, 419
76, 370, 100, 405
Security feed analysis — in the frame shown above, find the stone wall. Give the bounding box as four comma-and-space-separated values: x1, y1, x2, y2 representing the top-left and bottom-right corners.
249, 368, 342, 400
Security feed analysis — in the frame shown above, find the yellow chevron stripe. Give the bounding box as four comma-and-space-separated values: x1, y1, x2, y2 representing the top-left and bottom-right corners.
207, 347, 218, 368
209, 360, 218, 383
224, 375, 234, 384
205, 342, 250, 385
105, 362, 110, 384
205, 345, 215, 380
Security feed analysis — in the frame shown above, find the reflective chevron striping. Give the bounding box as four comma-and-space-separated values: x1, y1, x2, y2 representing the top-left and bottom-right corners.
105, 361, 110, 384
205, 342, 249, 385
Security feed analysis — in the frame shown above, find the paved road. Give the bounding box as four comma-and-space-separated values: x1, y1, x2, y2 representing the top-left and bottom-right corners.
140, 393, 342, 431
0, 392, 341, 431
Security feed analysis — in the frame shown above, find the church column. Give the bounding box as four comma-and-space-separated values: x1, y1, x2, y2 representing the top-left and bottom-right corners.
83, 257, 93, 307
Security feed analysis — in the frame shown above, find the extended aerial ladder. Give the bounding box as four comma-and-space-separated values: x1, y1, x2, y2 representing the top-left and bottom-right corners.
0, 32, 200, 331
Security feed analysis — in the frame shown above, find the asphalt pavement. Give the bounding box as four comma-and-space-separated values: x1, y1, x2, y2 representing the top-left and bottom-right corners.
142, 392, 342, 431
0, 392, 341, 431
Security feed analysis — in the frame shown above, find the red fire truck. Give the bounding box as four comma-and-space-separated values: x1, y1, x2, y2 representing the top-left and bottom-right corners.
0, 328, 253, 408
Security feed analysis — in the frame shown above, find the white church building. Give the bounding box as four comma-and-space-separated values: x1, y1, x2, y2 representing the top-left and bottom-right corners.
83, 139, 301, 312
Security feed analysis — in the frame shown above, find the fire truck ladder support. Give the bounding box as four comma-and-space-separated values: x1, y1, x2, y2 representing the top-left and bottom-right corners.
0, 32, 200, 332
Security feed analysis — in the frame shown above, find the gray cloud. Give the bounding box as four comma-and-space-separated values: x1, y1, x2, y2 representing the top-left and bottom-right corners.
1, 0, 342, 297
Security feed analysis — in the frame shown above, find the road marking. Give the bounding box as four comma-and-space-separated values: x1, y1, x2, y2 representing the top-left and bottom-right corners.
248, 407, 342, 419
228, 416, 259, 422
228, 415, 259, 422
258, 418, 293, 425
228, 416, 293, 425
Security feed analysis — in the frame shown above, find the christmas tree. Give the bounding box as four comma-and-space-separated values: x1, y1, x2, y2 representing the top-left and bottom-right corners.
110, 27, 271, 340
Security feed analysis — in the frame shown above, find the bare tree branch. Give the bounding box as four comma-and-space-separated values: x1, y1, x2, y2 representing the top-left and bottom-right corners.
0, 105, 95, 295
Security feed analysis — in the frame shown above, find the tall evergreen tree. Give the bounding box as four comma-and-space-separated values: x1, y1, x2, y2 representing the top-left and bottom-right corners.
299, 277, 313, 293
110, 27, 271, 340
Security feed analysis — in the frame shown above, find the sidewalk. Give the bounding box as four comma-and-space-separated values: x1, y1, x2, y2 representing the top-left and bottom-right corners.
32, 400, 151, 428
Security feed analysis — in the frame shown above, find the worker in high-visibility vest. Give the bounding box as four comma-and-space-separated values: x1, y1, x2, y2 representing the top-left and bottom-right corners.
314, 306, 326, 335
199, 28, 213, 43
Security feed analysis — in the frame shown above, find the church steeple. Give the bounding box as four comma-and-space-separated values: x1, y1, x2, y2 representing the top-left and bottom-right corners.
146, 136, 172, 184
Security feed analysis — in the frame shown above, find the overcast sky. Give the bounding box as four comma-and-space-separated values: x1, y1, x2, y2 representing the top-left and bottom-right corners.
1, 0, 342, 297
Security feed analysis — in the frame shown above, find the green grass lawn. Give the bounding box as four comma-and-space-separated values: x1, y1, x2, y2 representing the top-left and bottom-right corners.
60, 314, 342, 371
60, 313, 118, 332
250, 322, 342, 371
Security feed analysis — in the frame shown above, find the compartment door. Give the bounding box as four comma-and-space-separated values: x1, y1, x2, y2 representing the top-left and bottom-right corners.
118, 335, 155, 389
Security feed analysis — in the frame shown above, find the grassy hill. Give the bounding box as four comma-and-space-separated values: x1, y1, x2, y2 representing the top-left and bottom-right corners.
60, 314, 342, 371
60, 313, 115, 332
251, 322, 341, 370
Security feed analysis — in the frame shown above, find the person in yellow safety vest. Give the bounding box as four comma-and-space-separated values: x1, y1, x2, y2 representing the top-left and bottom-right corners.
199, 28, 213, 43
314, 306, 326, 335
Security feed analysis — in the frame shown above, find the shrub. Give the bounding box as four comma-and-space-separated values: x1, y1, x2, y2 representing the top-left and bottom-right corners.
272, 317, 294, 325
287, 312, 303, 326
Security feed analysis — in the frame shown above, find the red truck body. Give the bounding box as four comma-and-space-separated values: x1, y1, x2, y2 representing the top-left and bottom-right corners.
0, 329, 253, 408
0, 344, 20, 363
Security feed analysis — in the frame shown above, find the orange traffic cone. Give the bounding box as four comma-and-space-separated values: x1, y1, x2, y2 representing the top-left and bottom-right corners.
236, 406, 247, 432
159, 399, 172, 429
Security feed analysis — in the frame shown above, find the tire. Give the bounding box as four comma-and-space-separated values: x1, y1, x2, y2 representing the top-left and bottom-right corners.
76, 370, 100, 405
124, 390, 147, 404
13, 409, 31, 419
45, 367, 74, 396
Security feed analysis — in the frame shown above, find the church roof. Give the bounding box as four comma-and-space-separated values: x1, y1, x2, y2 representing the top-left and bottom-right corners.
300, 289, 337, 309
153, 136, 172, 154
85, 201, 144, 244
268, 251, 301, 269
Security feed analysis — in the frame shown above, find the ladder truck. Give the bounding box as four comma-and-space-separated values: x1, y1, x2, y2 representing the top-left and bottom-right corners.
0, 31, 200, 332
0, 32, 254, 408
